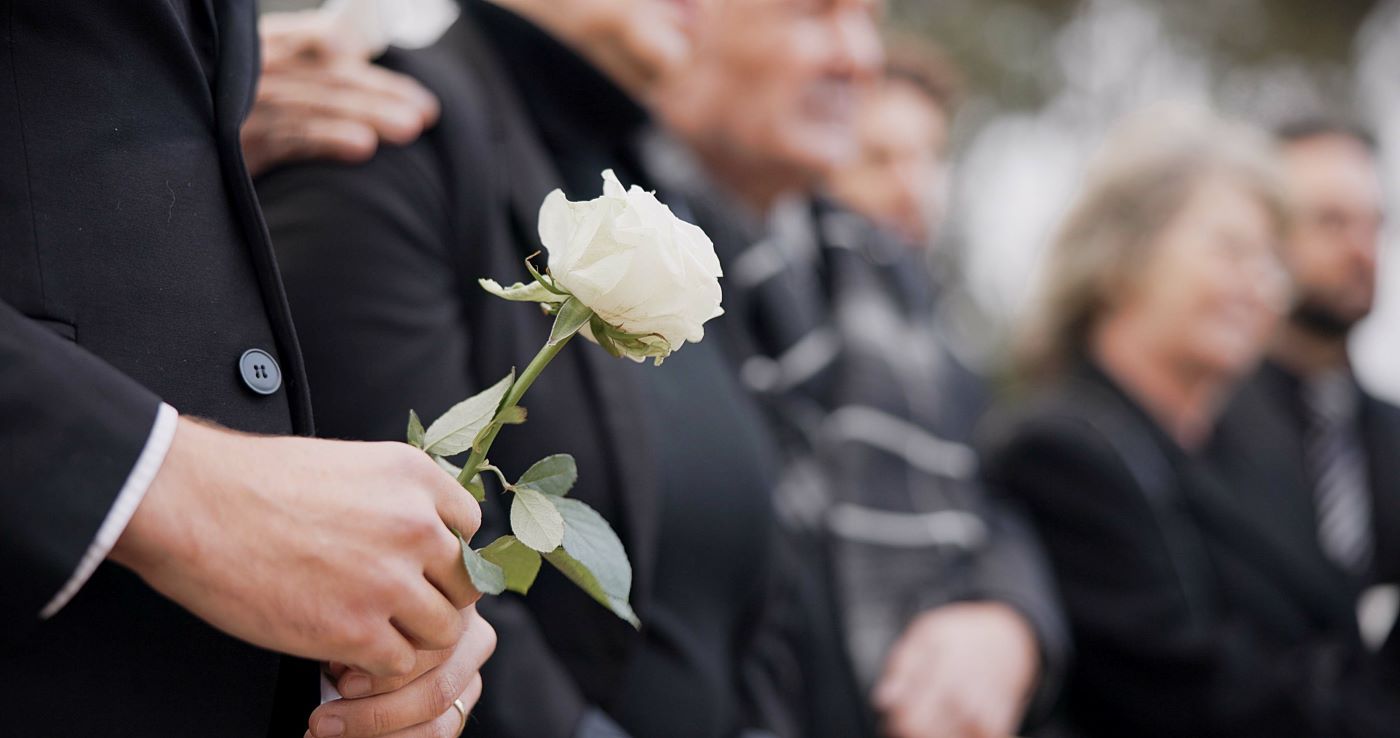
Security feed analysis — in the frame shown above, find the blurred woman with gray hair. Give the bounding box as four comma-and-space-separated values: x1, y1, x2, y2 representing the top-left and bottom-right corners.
978, 107, 1400, 737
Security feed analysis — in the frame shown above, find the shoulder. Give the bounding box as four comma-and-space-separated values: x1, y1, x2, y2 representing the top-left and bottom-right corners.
980, 378, 1139, 486
980, 369, 1194, 520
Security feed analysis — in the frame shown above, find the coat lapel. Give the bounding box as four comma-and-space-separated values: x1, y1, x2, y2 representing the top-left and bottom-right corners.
208, 0, 316, 435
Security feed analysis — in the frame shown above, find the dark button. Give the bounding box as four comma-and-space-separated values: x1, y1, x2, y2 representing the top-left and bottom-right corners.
239, 349, 282, 396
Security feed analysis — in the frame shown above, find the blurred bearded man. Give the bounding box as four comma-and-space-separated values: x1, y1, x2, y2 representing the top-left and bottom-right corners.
1207, 119, 1400, 733
648, 2, 1069, 737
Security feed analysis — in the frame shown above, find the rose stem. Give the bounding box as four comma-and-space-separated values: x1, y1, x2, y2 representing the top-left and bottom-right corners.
459, 330, 577, 482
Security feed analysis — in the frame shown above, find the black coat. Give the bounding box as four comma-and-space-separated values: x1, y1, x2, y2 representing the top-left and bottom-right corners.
258, 11, 748, 738
1208, 364, 1400, 662
981, 362, 1400, 738
0, 0, 317, 735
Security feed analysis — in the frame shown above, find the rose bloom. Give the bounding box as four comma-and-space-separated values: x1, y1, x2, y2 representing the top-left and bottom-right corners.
539, 169, 724, 360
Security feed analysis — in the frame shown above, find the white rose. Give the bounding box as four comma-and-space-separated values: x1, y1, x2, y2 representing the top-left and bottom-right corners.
537, 169, 724, 361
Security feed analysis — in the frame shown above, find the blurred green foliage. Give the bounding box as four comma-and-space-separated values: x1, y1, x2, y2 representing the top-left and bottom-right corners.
888, 0, 1380, 112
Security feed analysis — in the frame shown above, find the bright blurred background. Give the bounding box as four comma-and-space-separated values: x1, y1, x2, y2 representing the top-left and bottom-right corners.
887, 0, 1400, 400
258, 0, 1399, 399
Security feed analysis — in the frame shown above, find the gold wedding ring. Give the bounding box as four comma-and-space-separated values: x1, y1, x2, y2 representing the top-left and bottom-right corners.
451, 698, 468, 736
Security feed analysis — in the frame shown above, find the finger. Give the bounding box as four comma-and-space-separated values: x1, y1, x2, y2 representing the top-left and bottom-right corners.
258, 74, 432, 144
425, 493, 483, 611
321, 62, 440, 130
873, 653, 919, 709
423, 534, 481, 612
241, 112, 379, 177
311, 628, 486, 738
275, 117, 381, 163
342, 609, 494, 699
428, 470, 482, 539
374, 681, 477, 738
349, 624, 419, 680
899, 677, 960, 738
339, 647, 454, 699
260, 10, 364, 66
392, 580, 468, 652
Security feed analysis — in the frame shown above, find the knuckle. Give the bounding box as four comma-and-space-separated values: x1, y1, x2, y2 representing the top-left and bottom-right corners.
366, 640, 414, 678
426, 671, 460, 715
475, 619, 498, 661
340, 620, 377, 655
390, 443, 437, 481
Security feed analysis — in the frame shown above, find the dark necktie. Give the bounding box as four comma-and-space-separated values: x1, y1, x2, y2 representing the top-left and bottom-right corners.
1303, 373, 1373, 575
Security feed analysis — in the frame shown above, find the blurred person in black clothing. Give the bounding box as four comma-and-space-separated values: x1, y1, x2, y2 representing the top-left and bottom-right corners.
826, 41, 960, 251
983, 107, 1400, 737
1207, 119, 1400, 711
257, 1, 818, 737
648, 3, 1068, 737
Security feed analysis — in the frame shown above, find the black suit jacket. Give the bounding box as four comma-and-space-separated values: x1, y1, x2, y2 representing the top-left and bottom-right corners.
981, 362, 1400, 738
1204, 364, 1400, 607
0, 1, 317, 734
258, 14, 664, 738
1209, 364, 1400, 653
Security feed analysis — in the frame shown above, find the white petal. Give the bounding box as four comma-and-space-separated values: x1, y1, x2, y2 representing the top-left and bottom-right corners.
601, 169, 626, 199
538, 189, 576, 262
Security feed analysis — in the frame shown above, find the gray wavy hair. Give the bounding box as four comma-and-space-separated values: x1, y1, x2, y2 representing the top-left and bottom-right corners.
1018, 104, 1291, 380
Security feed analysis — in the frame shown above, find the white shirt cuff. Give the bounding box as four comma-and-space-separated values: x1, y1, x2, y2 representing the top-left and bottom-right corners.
39, 402, 179, 619
321, 672, 342, 704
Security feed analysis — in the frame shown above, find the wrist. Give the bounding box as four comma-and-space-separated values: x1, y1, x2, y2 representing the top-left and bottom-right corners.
978, 601, 1042, 700
109, 417, 218, 575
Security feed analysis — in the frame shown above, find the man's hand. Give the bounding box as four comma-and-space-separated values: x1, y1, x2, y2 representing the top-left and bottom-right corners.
242, 10, 440, 177
110, 417, 481, 677
874, 602, 1039, 738
307, 607, 496, 738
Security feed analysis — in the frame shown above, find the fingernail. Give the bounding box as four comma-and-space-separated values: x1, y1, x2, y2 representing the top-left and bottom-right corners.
340, 674, 371, 698
312, 715, 344, 737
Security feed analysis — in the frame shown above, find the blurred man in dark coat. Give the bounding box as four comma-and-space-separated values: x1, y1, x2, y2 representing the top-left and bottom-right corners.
649, 2, 1069, 736
1208, 119, 1400, 718
258, 1, 819, 737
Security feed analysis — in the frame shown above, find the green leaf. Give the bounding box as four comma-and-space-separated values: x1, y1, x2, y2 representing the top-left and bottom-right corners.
548, 298, 593, 346
516, 454, 578, 497
589, 315, 622, 358
460, 534, 505, 596
510, 486, 565, 552
497, 405, 528, 425
524, 254, 570, 296
478, 278, 560, 304
480, 535, 543, 594
422, 371, 515, 456
544, 547, 639, 628
407, 410, 426, 449
470, 405, 526, 455
545, 497, 637, 627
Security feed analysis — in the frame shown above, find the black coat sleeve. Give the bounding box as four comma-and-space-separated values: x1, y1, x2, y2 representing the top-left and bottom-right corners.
258, 143, 592, 738
0, 301, 162, 643
981, 414, 1326, 738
